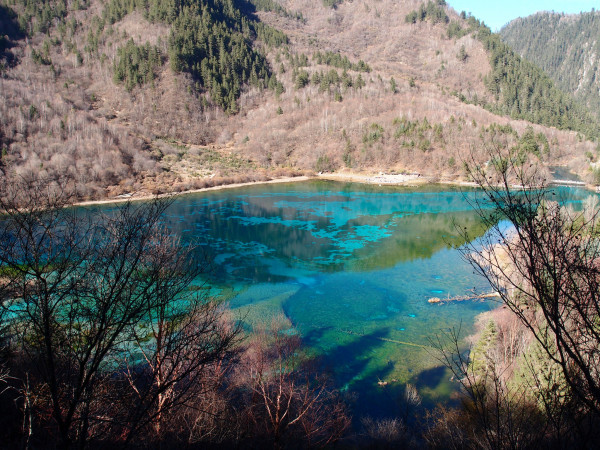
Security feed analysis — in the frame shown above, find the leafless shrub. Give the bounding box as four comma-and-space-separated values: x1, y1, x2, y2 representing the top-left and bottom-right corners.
361, 416, 413, 448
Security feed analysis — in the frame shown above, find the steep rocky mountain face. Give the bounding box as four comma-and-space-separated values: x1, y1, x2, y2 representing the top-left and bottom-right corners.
501, 11, 600, 120
0, 0, 597, 200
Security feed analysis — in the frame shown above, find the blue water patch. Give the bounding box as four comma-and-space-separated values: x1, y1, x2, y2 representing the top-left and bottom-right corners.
353, 224, 392, 241
369, 314, 388, 320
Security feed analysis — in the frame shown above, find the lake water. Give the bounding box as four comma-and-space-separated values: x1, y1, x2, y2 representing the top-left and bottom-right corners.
149, 181, 595, 417
153, 181, 491, 416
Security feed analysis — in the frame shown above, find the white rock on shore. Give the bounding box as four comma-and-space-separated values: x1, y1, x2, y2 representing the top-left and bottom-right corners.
364, 173, 422, 184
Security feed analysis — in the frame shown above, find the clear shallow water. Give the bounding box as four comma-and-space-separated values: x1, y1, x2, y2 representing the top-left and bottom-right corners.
104, 181, 597, 417
157, 181, 497, 416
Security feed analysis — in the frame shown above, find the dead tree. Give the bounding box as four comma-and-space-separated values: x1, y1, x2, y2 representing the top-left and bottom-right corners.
429, 327, 547, 449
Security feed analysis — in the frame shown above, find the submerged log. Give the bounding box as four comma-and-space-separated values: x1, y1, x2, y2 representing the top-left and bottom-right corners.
428, 291, 500, 304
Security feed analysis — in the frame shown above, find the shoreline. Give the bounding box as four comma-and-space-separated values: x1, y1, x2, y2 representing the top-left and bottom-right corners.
74, 175, 312, 207
74, 169, 597, 208
74, 172, 456, 207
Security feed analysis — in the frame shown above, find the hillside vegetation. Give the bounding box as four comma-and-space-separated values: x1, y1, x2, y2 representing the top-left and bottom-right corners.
0, 0, 598, 200
501, 10, 600, 120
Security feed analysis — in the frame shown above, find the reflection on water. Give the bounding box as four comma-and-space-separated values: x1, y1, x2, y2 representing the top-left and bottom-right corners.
167, 182, 488, 278
153, 181, 596, 417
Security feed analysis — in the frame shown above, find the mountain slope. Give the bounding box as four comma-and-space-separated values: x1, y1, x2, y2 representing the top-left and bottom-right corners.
0, 0, 598, 200
500, 10, 600, 119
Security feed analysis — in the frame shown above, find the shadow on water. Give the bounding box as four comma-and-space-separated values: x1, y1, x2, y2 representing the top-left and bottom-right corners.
301, 326, 408, 419
415, 365, 447, 391
299, 319, 462, 419
414, 364, 461, 409
302, 325, 334, 346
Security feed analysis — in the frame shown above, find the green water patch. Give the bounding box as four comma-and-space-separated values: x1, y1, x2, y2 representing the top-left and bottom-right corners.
344, 210, 488, 272
230, 282, 301, 327
282, 250, 493, 394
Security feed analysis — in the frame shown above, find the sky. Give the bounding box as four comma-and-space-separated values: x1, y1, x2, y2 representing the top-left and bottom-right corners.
447, 0, 599, 31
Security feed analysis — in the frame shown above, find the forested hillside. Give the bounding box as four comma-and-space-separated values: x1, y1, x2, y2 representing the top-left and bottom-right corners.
0, 0, 288, 197
500, 10, 600, 120
0, 0, 598, 200
403, 2, 599, 139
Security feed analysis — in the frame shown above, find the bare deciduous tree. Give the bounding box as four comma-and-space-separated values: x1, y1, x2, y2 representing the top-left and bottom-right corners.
430, 326, 547, 449
117, 236, 242, 444
428, 143, 600, 447
459, 143, 600, 417
237, 316, 350, 448
0, 174, 239, 449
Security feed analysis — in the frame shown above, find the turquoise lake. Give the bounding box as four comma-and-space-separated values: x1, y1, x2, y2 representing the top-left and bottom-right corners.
149, 180, 595, 417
